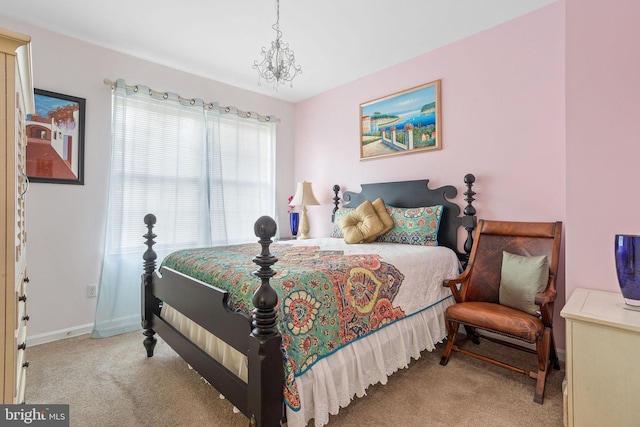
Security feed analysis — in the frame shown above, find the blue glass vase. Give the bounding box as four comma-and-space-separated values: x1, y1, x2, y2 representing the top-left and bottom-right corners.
615, 234, 640, 306
289, 212, 299, 237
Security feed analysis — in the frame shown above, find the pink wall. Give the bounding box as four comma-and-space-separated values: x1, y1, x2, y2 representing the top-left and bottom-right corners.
566, 1, 640, 294
294, 3, 567, 346
295, 3, 565, 229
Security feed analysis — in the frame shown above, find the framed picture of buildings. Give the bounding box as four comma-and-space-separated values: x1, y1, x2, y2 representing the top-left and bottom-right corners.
360, 80, 441, 160
26, 89, 85, 184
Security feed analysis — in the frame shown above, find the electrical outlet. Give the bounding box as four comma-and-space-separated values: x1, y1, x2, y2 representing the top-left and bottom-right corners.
87, 284, 97, 298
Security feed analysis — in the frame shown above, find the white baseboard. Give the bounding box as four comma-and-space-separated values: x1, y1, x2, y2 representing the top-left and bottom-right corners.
27, 323, 94, 347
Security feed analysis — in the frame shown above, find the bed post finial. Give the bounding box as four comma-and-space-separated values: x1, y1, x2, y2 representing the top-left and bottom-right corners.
462, 174, 477, 268
142, 213, 158, 357
251, 216, 279, 337
332, 185, 341, 222
143, 214, 157, 274
249, 216, 284, 427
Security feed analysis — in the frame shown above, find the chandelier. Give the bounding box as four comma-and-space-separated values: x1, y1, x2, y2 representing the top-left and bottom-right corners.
253, 0, 302, 90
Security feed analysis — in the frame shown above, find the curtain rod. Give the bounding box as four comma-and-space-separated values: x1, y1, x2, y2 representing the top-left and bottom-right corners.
103, 78, 279, 123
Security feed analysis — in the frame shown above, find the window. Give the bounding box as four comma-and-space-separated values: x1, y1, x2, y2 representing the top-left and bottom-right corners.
107, 85, 276, 253
92, 80, 276, 338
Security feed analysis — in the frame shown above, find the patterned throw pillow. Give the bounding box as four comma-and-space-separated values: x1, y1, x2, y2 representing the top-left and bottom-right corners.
376, 205, 444, 246
330, 207, 353, 238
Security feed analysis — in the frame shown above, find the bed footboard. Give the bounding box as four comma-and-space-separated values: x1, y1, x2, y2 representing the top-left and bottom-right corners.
142, 214, 284, 427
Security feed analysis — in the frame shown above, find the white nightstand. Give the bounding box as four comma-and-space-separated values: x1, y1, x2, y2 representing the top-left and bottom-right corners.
561, 288, 640, 427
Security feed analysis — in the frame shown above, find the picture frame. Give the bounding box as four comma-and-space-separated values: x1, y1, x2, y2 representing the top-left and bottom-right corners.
360, 80, 441, 160
26, 89, 85, 184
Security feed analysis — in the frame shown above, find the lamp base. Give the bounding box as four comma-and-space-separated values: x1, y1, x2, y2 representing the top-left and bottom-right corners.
298, 205, 311, 239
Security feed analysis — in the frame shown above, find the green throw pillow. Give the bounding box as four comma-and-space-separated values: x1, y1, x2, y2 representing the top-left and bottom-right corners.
499, 251, 549, 315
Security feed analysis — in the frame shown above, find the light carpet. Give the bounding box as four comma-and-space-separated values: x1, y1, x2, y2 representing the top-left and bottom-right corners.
26, 331, 564, 426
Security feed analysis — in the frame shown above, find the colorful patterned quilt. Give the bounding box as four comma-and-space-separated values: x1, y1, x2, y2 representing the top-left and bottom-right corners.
161, 244, 407, 410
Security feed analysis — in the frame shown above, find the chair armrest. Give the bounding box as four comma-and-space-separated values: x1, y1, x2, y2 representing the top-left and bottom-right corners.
443, 265, 473, 303
534, 288, 557, 306
535, 276, 557, 326
534, 274, 558, 306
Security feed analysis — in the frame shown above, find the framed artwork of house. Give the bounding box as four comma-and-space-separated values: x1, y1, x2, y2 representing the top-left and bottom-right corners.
26, 89, 85, 184
360, 80, 441, 160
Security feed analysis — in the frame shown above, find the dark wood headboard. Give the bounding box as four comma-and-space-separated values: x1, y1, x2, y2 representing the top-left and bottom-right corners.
332, 174, 477, 265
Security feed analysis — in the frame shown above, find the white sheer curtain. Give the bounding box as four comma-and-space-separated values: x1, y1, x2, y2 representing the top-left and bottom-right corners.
91, 79, 276, 338
207, 113, 276, 244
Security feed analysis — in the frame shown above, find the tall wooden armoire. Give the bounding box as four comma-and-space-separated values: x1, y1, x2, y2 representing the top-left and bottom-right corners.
1, 27, 34, 404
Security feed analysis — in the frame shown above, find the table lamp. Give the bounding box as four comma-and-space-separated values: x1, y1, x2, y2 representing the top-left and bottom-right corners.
289, 181, 320, 239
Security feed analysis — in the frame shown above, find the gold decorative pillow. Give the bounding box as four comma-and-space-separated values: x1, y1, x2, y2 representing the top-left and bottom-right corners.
364, 198, 395, 243
339, 200, 385, 244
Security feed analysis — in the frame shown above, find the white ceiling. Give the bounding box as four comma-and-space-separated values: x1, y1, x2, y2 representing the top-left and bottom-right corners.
0, 0, 557, 103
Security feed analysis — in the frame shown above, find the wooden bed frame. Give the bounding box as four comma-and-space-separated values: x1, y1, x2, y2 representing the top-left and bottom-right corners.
141, 174, 477, 427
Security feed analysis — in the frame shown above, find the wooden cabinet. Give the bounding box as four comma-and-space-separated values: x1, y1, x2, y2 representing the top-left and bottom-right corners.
561, 288, 640, 427
1, 27, 33, 405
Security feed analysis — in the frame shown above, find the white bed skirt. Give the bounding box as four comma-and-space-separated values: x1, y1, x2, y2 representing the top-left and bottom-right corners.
287, 296, 452, 427
161, 294, 453, 427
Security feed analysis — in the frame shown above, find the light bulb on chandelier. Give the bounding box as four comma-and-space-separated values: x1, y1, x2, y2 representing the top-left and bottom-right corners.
253, 0, 302, 90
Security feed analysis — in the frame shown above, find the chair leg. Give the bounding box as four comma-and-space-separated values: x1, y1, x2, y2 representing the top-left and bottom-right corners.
533, 328, 552, 404
440, 320, 459, 366
549, 329, 560, 370
463, 325, 481, 344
